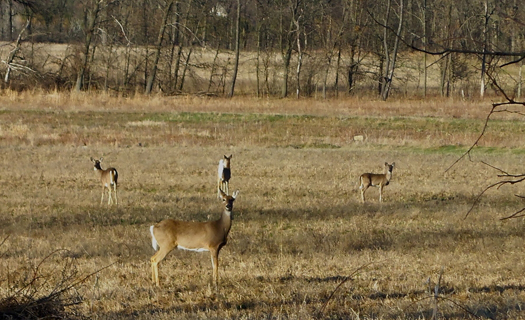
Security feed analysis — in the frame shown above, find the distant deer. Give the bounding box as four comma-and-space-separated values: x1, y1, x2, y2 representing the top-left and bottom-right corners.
150, 189, 239, 289
217, 154, 232, 197
359, 162, 395, 203
90, 157, 118, 205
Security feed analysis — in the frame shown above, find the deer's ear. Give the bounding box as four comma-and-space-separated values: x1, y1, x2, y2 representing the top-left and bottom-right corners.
232, 190, 239, 199
392, 162, 395, 167
90, 157, 95, 162
385, 162, 388, 166
100, 157, 103, 162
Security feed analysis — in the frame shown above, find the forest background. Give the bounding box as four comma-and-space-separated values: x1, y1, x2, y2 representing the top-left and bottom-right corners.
0, 0, 524, 99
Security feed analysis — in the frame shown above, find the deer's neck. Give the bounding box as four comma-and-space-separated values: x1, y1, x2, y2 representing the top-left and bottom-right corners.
220, 209, 233, 234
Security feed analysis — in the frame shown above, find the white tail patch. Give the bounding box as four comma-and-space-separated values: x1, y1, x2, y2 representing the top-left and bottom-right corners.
150, 225, 158, 250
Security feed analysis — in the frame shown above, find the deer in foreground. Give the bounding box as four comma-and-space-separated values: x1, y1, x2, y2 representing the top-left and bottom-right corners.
217, 154, 232, 197
359, 162, 395, 203
150, 189, 239, 289
90, 157, 118, 205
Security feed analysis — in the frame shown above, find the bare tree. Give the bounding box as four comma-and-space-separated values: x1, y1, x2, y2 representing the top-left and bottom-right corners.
457, 93, 525, 220
75, 0, 102, 92
4, 17, 30, 83
293, 6, 303, 99
379, 0, 405, 101
278, 0, 300, 98
145, 0, 173, 95
479, 0, 494, 98
228, 0, 241, 98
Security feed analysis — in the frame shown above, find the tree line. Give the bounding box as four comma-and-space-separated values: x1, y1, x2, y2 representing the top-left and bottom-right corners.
0, 0, 524, 99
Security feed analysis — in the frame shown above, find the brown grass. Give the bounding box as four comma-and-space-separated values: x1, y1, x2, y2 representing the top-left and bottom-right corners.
1, 93, 525, 319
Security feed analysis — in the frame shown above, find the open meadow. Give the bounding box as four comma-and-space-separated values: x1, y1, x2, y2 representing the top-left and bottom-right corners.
1, 93, 525, 319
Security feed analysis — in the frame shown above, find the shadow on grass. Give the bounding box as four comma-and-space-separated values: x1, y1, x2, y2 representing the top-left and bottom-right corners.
100, 280, 525, 320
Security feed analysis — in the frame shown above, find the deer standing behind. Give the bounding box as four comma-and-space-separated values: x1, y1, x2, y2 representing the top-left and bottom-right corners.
217, 154, 232, 197
359, 162, 395, 203
90, 157, 118, 205
150, 189, 239, 289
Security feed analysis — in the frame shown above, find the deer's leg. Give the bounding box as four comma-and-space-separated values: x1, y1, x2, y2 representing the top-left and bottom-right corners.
113, 184, 118, 205
379, 185, 383, 202
101, 186, 105, 204
151, 247, 171, 286
108, 187, 113, 205
151, 257, 157, 285
360, 185, 368, 203
210, 248, 219, 290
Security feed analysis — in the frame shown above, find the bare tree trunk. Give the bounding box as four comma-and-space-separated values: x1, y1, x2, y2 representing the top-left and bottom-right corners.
4, 18, 30, 83
446, 53, 452, 96
380, 0, 391, 97
87, 35, 99, 90
323, 56, 331, 99
172, 1, 192, 93
8, 0, 13, 41
123, 45, 131, 89
228, 0, 241, 98
142, 0, 149, 91
255, 24, 261, 98
440, 54, 448, 97
75, 1, 101, 92
294, 12, 302, 99
263, 52, 271, 96
480, 0, 491, 98
179, 47, 192, 92
104, 44, 114, 92
348, 47, 357, 94
207, 43, 220, 93
146, 0, 173, 95
518, 60, 522, 99
422, 0, 427, 97
279, 0, 298, 98
381, 0, 404, 101
281, 47, 292, 98
378, 55, 384, 95
440, 4, 452, 97
334, 47, 341, 98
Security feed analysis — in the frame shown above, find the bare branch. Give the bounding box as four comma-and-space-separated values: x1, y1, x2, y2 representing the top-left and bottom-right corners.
368, 7, 525, 69
465, 175, 525, 219
445, 104, 496, 173
112, 16, 131, 46
317, 261, 379, 316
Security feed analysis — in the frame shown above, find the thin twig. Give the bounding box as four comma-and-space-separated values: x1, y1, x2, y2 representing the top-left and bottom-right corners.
445, 104, 496, 173
317, 261, 378, 317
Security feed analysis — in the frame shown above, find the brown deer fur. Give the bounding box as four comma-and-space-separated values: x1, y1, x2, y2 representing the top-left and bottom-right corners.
359, 162, 395, 203
150, 189, 239, 288
90, 157, 118, 205
217, 154, 232, 196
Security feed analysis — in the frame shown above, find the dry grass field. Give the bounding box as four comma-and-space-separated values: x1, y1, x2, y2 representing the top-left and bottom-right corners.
1, 92, 525, 319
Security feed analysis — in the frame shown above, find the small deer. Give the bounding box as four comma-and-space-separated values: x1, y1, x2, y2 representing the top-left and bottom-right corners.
217, 154, 232, 197
359, 162, 395, 203
90, 157, 118, 205
150, 189, 239, 289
